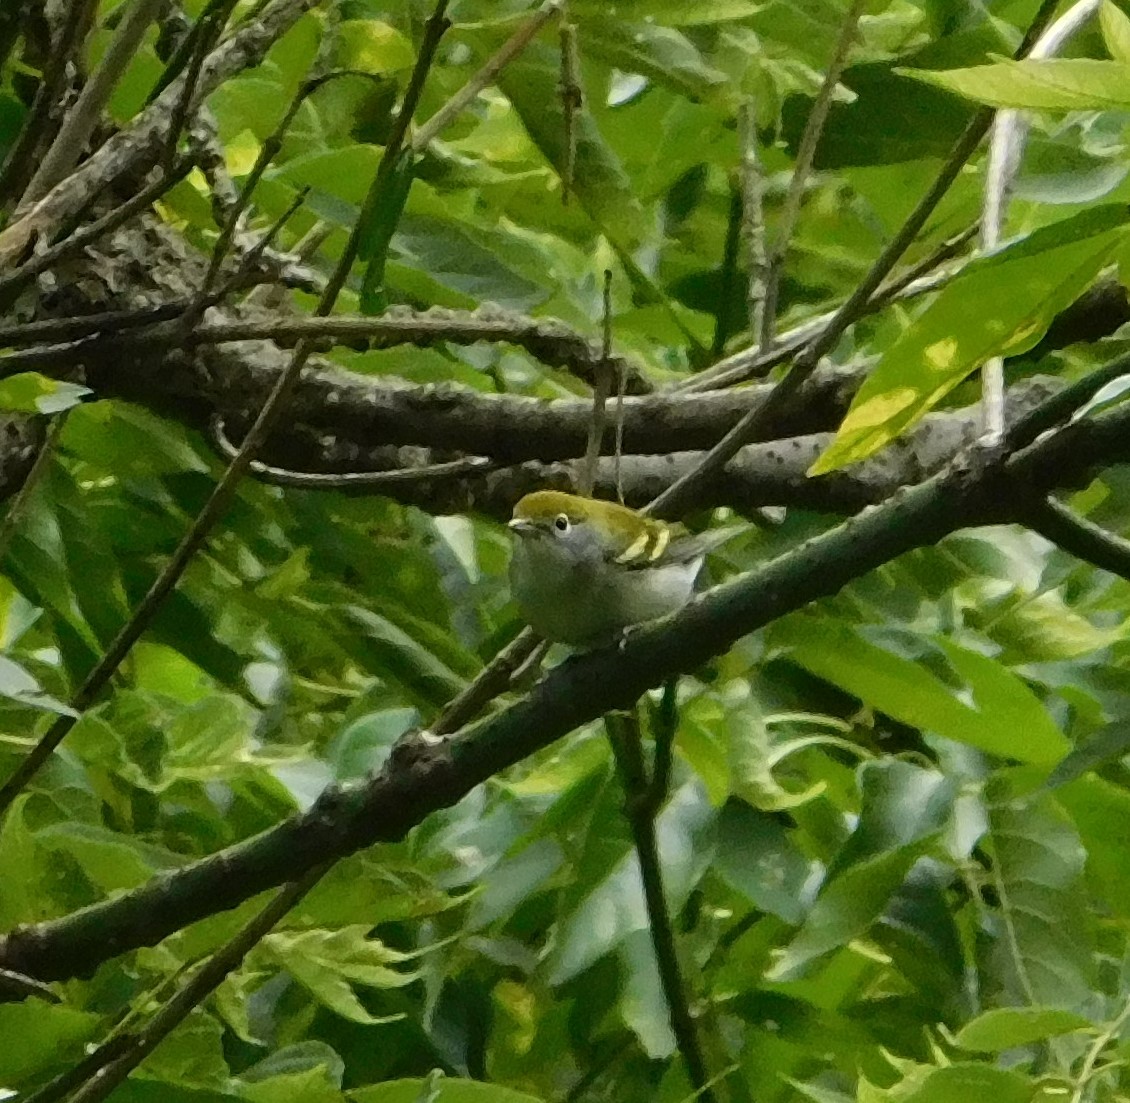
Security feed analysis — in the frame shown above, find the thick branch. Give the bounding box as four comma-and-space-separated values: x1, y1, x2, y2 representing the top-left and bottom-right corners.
69, 339, 860, 457
231, 379, 1051, 519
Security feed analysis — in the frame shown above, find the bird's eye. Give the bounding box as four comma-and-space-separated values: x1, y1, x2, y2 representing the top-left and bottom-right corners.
554, 514, 570, 532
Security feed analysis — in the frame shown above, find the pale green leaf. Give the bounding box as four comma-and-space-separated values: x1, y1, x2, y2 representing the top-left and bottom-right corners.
954, 1006, 1092, 1051
902, 58, 1130, 110
334, 20, 414, 73
0, 373, 90, 414
773, 618, 1068, 762
985, 793, 1095, 1010
350, 1080, 545, 1103
812, 207, 1128, 473
1102, 1, 1130, 62
263, 926, 417, 1024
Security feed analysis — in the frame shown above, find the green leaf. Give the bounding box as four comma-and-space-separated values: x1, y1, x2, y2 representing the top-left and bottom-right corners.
830, 760, 956, 874
954, 1006, 1092, 1051
241, 1041, 344, 1085
571, 0, 763, 23
902, 58, 1130, 110
391, 213, 548, 311
773, 618, 1069, 763
860, 1063, 1035, 1103
263, 926, 417, 1024
334, 20, 415, 73
0, 653, 75, 715
273, 145, 382, 207
768, 848, 925, 979
936, 639, 1068, 764
813, 206, 1129, 473
769, 761, 954, 978
350, 1080, 545, 1103
715, 798, 816, 923
872, 859, 965, 1008
1102, 1, 1130, 62
137, 1008, 229, 1086
1047, 719, 1130, 788
578, 19, 728, 101
242, 1064, 346, 1103
359, 150, 418, 314
984, 792, 1095, 1010
339, 604, 468, 711
0, 373, 91, 414
1071, 372, 1130, 421
496, 41, 649, 250
1057, 775, 1130, 918
0, 1000, 100, 1081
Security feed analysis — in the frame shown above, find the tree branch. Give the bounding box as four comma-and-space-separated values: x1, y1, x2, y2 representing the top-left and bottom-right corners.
0, 0, 321, 266
3, 383, 1127, 983
1024, 496, 1130, 583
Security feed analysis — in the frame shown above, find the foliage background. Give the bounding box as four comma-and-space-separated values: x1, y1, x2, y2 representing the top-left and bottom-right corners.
4, 0, 1130, 1101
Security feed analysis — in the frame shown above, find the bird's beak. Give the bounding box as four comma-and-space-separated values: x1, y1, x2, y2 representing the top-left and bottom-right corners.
508, 518, 537, 537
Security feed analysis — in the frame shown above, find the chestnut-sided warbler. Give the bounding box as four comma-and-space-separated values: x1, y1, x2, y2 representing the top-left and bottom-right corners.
508, 490, 740, 648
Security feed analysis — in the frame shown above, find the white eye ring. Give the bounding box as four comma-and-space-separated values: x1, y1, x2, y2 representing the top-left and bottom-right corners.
553, 513, 570, 533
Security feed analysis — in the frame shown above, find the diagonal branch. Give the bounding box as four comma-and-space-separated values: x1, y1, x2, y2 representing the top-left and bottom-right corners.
1024, 496, 1130, 583
759, 0, 865, 351
18, 0, 171, 209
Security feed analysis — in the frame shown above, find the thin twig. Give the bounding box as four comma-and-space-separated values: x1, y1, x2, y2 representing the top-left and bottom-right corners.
1025, 496, 1130, 583
0, 187, 304, 345
213, 184, 311, 297
649, 680, 677, 808
21, 1038, 133, 1103
759, 0, 865, 351
0, 0, 95, 206
1068, 995, 1130, 1103
738, 99, 767, 348
0, 964, 57, 1004
980, 0, 1103, 441
0, 0, 321, 269
0, 416, 66, 564
614, 335, 626, 503
63, 866, 326, 1103
606, 710, 716, 1103
430, 628, 542, 737
209, 416, 497, 489
713, 186, 743, 358
642, 0, 1062, 520
161, 0, 238, 171
558, 8, 581, 206
148, 0, 234, 101
791, 0, 1061, 375
0, 1, 454, 816
1006, 350, 1130, 450
0, 157, 197, 305
677, 226, 975, 394
0, 304, 650, 393
19, 0, 171, 210
579, 270, 614, 497
186, 73, 332, 325
411, 0, 564, 152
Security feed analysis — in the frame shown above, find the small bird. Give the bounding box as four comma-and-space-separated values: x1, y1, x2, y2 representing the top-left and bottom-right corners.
508, 490, 741, 648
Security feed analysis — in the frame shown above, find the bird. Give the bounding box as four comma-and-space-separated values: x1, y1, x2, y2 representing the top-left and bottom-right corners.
507, 490, 742, 648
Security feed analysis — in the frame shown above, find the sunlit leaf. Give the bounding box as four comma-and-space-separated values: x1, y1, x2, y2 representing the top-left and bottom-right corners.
812, 207, 1128, 473
901, 58, 1130, 110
